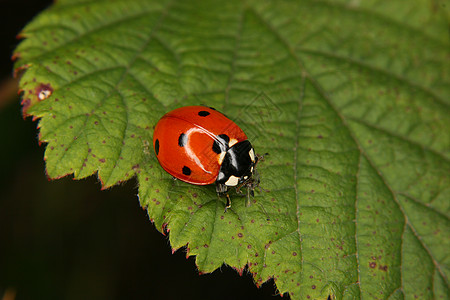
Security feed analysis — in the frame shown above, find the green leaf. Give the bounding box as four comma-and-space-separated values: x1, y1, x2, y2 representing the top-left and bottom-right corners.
15, 0, 449, 299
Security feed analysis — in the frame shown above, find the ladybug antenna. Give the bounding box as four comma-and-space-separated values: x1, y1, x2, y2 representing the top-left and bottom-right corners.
256, 152, 269, 163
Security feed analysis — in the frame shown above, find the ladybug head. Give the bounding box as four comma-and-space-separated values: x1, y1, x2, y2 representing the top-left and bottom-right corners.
216, 140, 257, 187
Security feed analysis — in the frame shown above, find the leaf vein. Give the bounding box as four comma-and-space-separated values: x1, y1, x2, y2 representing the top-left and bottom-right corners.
348, 116, 450, 162
299, 48, 449, 109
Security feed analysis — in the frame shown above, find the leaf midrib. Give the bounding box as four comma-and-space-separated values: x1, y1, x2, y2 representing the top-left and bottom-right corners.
347, 117, 450, 162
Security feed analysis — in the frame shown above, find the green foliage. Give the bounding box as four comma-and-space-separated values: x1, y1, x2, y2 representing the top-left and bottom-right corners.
14, 0, 449, 298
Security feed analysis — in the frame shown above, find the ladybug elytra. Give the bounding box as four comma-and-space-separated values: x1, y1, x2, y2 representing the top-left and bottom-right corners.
153, 106, 261, 211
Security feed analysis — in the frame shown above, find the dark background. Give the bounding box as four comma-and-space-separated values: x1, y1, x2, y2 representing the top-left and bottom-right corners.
0, 1, 280, 299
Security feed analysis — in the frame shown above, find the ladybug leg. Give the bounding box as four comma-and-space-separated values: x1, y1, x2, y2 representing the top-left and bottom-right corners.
236, 175, 254, 196
246, 186, 252, 207
216, 182, 227, 194
224, 193, 231, 212
216, 182, 231, 212
236, 182, 245, 195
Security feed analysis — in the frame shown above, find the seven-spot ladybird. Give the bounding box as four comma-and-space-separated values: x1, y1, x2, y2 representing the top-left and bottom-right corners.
153, 105, 260, 211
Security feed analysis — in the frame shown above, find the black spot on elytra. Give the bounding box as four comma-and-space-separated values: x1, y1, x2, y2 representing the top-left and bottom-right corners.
182, 166, 191, 176
212, 141, 221, 154
178, 133, 187, 147
198, 110, 210, 117
212, 134, 230, 154
219, 134, 230, 144
155, 139, 160, 155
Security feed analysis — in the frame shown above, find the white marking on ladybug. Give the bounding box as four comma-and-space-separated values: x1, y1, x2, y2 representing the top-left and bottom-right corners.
249, 148, 255, 162
250, 166, 254, 173
244, 175, 248, 180
225, 175, 239, 186
38, 89, 52, 100
185, 127, 212, 174
229, 138, 238, 147
218, 152, 226, 164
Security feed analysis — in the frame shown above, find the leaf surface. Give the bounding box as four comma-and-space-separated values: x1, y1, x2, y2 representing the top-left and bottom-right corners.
15, 0, 449, 298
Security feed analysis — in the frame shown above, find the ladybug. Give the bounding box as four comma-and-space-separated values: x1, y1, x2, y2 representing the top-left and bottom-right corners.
153, 105, 260, 211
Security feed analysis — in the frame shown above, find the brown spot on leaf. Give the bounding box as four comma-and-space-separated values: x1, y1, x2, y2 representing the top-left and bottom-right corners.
379, 265, 388, 271
36, 83, 53, 101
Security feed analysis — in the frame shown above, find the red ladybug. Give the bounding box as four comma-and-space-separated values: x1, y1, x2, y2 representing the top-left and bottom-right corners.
153, 106, 259, 210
